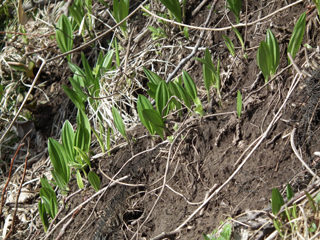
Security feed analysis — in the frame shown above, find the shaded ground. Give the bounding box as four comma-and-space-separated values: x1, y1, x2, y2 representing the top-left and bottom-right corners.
2, 0, 320, 240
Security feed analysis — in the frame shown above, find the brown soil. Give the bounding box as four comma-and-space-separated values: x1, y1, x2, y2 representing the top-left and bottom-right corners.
2, 0, 320, 240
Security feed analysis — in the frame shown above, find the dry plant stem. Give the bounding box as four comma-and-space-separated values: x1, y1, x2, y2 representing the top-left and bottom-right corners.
0, 143, 25, 218
290, 128, 319, 180
151, 66, 303, 240
191, 0, 210, 17
288, 52, 311, 77
4, 134, 31, 240
0, 56, 46, 144
46, 0, 148, 63
141, 0, 303, 32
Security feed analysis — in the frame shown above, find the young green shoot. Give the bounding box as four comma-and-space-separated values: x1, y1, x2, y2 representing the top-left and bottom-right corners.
113, 0, 129, 37
222, 35, 235, 57
226, 0, 242, 24
287, 12, 306, 64
55, 14, 73, 62
257, 29, 280, 83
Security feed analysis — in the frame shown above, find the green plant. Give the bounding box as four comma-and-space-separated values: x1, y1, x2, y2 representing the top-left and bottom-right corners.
182, 70, 204, 116
47, 110, 100, 191
287, 12, 306, 64
148, 26, 168, 40
313, 1, 320, 17
68, 0, 94, 39
222, 35, 235, 57
257, 29, 280, 83
55, 14, 73, 62
195, 49, 221, 103
113, 0, 129, 37
159, 0, 182, 23
203, 223, 232, 240
271, 183, 298, 238
225, 0, 242, 24
232, 27, 245, 52
38, 176, 58, 232
112, 106, 128, 141
236, 90, 242, 118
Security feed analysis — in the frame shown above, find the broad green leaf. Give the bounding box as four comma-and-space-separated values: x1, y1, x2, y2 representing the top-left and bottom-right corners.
48, 138, 70, 183
271, 188, 284, 215
226, 0, 242, 24
50, 196, 58, 218
77, 109, 91, 152
112, 106, 127, 140
287, 12, 306, 63
174, 82, 191, 110
142, 109, 164, 139
102, 50, 114, 70
266, 29, 280, 74
137, 95, 154, 134
168, 81, 181, 112
68, 62, 86, 86
257, 41, 271, 83
74, 125, 90, 153
55, 14, 73, 61
61, 120, 75, 162
156, 81, 170, 117
40, 176, 55, 192
203, 48, 215, 94
286, 183, 294, 201
38, 202, 49, 232
88, 171, 101, 191
159, 0, 182, 22
76, 170, 84, 189
237, 90, 242, 118
69, 77, 88, 100
223, 35, 235, 57
143, 67, 164, 85
74, 146, 91, 167
147, 82, 158, 99
143, 109, 165, 128
51, 170, 68, 190
182, 70, 197, 101
62, 85, 85, 111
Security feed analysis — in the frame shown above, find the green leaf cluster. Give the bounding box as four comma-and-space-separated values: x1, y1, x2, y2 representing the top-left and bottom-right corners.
287, 12, 306, 64
38, 176, 58, 232
138, 68, 202, 139
195, 48, 221, 103
148, 26, 168, 40
55, 14, 73, 62
68, 0, 94, 39
63, 50, 113, 111
47, 110, 100, 191
225, 0, 241, 24
256, 29, 280, 83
